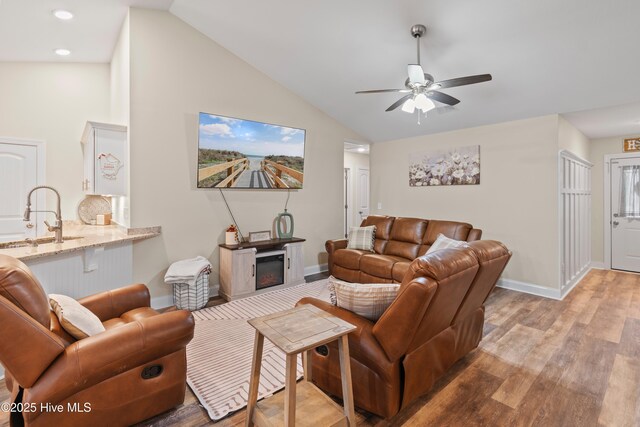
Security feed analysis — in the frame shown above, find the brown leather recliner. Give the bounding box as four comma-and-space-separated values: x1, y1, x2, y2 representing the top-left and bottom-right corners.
327, 215, 483, 283
0, 255, 195, 427
298, 240, 511, 418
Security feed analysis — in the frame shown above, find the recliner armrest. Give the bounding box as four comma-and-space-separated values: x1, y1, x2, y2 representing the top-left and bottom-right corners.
77, 283, 151, 321
24, 309, 194, 410
297, 298, 396, 382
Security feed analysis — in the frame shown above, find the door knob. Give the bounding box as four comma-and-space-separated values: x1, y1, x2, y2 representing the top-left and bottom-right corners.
613, 221, 619, 226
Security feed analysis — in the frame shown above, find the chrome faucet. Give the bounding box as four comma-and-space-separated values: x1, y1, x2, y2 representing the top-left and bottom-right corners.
23, 186, 63, 244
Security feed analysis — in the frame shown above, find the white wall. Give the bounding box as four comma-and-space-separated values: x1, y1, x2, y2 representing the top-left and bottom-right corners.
343, 151, 370, 233
126, 9, 366, 302
109, 13, 131, 227
370, 115, 561, 290
589, 134, 632, 263
558, 115, 590, 161
0, 63, 110, 220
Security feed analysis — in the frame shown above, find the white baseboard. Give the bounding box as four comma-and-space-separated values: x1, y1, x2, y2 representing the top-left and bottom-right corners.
497, 278, 562, 300
590, 261, 606, 269
304, 264, 328, 276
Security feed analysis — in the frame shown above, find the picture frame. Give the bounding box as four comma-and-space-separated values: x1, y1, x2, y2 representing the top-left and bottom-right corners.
623, 137, 640, 153
248, 230, 271, 242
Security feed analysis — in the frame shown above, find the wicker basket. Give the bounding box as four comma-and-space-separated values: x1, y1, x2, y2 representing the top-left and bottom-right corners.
172, 271, 209, 311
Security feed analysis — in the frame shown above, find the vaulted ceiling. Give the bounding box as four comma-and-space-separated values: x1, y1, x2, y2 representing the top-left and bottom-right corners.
2, 0, 640, 142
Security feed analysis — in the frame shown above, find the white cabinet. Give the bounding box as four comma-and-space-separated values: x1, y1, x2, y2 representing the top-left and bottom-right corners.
81, 121, 127, 196
218, 239, 305, 301
219, 247, 257, 300
285, 242, 305, 286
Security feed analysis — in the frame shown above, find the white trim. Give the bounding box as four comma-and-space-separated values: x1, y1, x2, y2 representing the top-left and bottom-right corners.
497, 278, 562, 300
590, 261, 606, 269
560, 267, 590, 299
0, 137, 47, 237
304, 263, 328, 276
604, 151, 640, 270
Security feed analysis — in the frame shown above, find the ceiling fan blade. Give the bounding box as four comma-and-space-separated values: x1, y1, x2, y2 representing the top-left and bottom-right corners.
355, 89, 412, 94
408, 64, 426, 85
386, 94, 414, 112
434, 74, 492, 89
426, 90, 460, 106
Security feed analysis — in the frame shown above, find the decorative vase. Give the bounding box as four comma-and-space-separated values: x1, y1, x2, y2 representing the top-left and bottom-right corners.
225, 231, 238, 245
276, 210, 294, 239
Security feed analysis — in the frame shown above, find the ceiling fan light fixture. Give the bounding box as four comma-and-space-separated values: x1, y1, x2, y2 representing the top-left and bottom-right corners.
401, 97, 416, 113
415, 93, 435, 113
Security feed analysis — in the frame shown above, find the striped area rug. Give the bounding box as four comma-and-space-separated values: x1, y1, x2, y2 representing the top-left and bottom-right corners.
186, 279, 331, 421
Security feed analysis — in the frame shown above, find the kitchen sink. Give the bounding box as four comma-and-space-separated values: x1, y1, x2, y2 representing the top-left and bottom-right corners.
0, 236, 84, 249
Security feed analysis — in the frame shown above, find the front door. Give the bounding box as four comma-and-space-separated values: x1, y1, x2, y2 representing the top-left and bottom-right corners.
0, 141, 39, 242
611, 157, 640, 272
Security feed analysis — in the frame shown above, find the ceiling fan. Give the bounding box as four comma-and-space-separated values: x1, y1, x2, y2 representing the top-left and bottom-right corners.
356, 24, 492, 120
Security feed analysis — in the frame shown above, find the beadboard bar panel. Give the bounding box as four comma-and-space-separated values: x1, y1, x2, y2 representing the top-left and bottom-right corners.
24, 242, 133, 300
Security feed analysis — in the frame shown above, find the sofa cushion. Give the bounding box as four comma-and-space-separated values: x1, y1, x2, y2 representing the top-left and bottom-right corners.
419, 220, 473, 256
362, 216, 395, 254
384, 218, 427, 260
333, 248, 369, 270
392, 261, 411, 283
361, 254, 409, 279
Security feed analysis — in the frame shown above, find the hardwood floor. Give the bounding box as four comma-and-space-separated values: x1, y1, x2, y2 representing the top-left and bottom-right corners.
2, 269, 639, 426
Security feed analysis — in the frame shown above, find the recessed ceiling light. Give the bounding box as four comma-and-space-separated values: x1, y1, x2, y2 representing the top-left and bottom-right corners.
54, 48, 71, 56
53, 9, 74, 20
357, 147, 366, 152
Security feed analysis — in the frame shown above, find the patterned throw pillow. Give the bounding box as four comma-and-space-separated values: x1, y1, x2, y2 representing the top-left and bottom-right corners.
49, 294, 106, 339
328, 276, 400, 321
426, 233, 469, 254
346, 225, 376, 251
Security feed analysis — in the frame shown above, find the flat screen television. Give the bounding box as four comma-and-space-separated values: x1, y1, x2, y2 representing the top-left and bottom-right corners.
197, 112, 306, 189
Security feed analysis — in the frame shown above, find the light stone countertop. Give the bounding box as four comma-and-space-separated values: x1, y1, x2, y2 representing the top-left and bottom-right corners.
0, 221, 161, 261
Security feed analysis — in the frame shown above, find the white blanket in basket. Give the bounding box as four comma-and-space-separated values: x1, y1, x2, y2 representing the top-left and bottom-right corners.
165, 256, 211, 286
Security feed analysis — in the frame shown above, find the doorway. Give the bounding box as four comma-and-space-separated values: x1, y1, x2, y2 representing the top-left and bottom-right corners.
605, 153, 640, 272
0, 138, 46, 242
344, 142, 370, 237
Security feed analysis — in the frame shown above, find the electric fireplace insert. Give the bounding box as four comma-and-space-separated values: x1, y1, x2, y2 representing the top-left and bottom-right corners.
255, 250, 285, 290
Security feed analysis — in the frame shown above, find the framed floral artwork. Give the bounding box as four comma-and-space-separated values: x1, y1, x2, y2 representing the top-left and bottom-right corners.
409, 145, 480, 186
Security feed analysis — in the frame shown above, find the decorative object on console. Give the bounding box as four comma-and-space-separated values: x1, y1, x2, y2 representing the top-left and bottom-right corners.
328, 276, 400, 321
276, 210, 294, 238
78, 195, 112, 224
49, 293, 106, 339
197, 112, 305, 189
225, 224, 239, 245
248, 230, 271, 242
409, 145, 480, 186
96, 213, 112, 225
427, 233, 470, 254
346, 225, 376, 251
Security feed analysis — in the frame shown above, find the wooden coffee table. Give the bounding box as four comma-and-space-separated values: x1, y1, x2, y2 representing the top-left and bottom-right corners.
245, 304, 357, 427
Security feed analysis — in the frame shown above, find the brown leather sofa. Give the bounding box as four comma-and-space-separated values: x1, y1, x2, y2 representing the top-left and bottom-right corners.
327, 215, 482, 283
299, 240, 511, 418
0, 255, 195, 427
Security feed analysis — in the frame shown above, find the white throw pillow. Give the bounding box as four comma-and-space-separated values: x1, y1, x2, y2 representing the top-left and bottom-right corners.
346, 225, 376, 252
328, 276, 400, 321
426, 233, 469, 254
49, 294, 106, 339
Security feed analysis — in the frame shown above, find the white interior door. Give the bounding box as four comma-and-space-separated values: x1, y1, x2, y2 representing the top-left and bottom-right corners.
611, 157, 640, 272
356, 168, 370, 223
344, 168, 352, 237
0, 141, 39, 242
